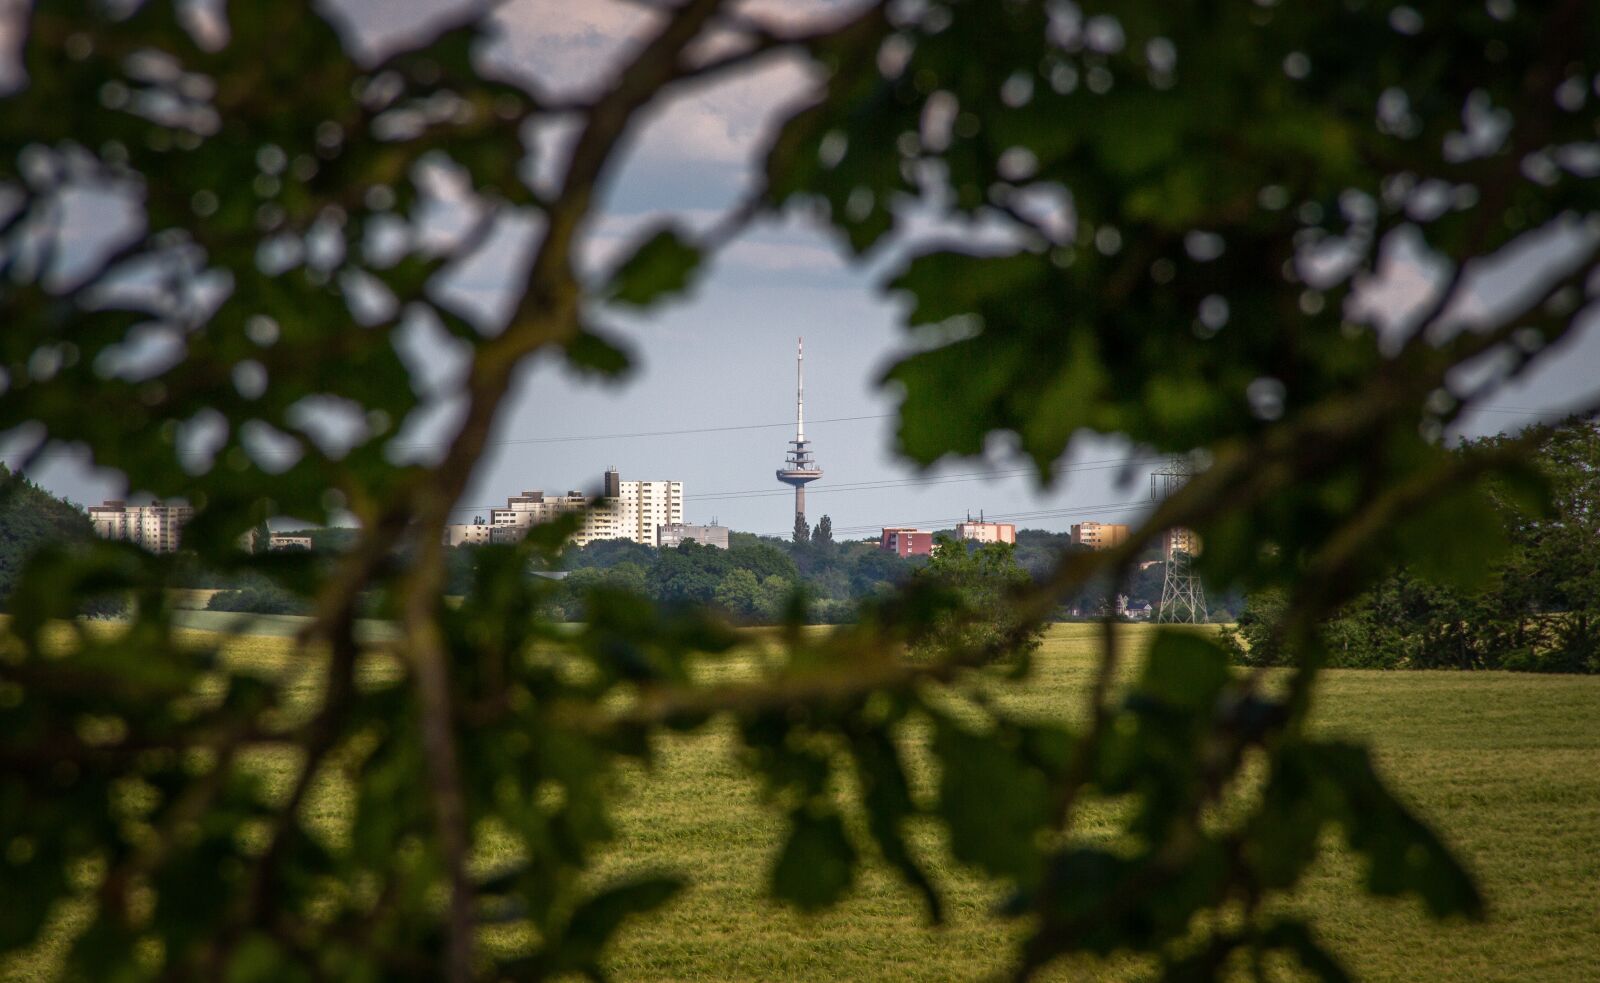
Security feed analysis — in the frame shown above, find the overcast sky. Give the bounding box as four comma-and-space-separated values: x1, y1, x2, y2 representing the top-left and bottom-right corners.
8, 0, 1599, 539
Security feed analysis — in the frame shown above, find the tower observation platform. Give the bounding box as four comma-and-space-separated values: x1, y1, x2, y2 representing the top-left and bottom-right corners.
775, 337, 822, 527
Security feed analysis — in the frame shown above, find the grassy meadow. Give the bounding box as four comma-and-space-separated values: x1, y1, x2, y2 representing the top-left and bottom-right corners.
587, 624, 1600, 981
6, 622, 1599, 981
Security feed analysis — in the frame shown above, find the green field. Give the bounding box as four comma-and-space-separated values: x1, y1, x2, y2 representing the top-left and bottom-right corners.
7, 623, 1599, 981
575, 624, 1600, 981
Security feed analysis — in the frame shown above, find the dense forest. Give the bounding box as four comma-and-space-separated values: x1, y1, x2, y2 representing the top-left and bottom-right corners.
0, 466, 114, 614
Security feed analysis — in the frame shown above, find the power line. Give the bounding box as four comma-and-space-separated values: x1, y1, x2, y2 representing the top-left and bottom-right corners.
687, 456, 1162, 502
443, 455, 1165, 513
14, 401, 1586, 467
14, 412, 897, 461
388, 412, 894, 451
766, 497, 1156, 539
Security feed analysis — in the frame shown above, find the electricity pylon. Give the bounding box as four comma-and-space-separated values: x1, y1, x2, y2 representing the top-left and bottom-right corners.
1151, 456, 1208, 624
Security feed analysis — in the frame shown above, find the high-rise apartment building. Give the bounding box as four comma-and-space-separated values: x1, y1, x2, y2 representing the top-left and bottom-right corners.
1070, 521, 1130, 551
88, 501, 194, 553
615, 476, 684, 546
447, 469, 684, 548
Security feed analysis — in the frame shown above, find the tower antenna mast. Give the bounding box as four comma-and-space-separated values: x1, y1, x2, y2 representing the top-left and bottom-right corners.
775, 338, 822, 533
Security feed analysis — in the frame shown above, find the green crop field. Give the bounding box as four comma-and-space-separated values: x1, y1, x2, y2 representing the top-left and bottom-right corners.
6, 622, 1598, 981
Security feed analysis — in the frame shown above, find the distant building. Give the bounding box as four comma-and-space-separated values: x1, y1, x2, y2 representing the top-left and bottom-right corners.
615, 474, 684, 546
88, 500, 193, 554
1165, 527, 1201, 557
880, 527, 934, 557
658, 522, 730, 550
444, 517, 493, 547
268, 533, 313, 551
1070, 521, 1130, 551
445, 469, 685, 548
954, 519, 1016, 544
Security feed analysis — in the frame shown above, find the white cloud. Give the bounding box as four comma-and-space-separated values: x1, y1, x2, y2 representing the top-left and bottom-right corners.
485, 0, 829, 171
629, 54, 818, 167
486, 0, 662, 98
720, 237, 842, 273
1346, 226, 1448, 353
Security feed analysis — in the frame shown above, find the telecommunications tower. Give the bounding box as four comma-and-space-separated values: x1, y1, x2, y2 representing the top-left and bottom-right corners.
1151, 456, 1208, 624
775, 338, 822, 529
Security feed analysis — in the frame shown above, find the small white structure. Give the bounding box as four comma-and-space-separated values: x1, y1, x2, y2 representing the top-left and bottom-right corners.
658, 522, 730, 549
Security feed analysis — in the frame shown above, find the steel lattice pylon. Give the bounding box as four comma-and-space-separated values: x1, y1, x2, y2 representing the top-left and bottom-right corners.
1151, 456, 1209, 624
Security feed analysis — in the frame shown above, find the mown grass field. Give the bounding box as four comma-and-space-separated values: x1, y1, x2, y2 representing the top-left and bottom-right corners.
588, 624, 1600, 981
6, 622, 1599, 981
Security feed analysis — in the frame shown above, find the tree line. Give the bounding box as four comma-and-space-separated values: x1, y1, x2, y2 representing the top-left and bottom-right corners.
1226, 420, 1600, 673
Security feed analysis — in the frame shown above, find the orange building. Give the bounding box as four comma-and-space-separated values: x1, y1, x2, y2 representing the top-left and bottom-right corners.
954, 520, 1017, 544
1070, 521, 1130, 550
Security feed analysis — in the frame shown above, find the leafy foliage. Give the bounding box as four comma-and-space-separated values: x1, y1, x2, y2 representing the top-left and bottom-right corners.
205, 584, 309, 616
914, 537, 1045, 662
1225, 420, 1600, 673
2, 0, 1597, 980
811, 514, 833, 545
0, 465, 115, 615
604, 225, 703, 308
540, 535, 910, 624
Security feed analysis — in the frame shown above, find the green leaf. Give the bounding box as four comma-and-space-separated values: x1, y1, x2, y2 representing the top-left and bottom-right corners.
605, 225, 702, 307
1393, 482, 1507, 592
555, 874, 685, 975
850, 729, 943, 923
1259, 919, 1353, 983
771, 809, 857, 910
563, 327, 635, 379
1138, 629, 1232, 711
225, 932, 310, 983
1299, 740, 1484, 919
932, 715, 1051, 882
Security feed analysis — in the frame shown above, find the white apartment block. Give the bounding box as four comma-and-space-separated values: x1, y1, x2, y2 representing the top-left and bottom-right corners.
615, 478, 684, 546
88, 501, 194, 554
444, 470, 684, 549
443, 519, 494, 547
